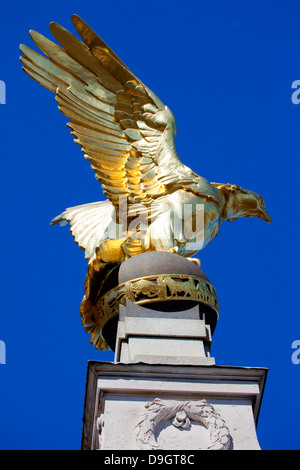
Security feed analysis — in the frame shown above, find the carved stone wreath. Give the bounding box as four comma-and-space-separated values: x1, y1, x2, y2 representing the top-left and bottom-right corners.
135, 398, 232, 450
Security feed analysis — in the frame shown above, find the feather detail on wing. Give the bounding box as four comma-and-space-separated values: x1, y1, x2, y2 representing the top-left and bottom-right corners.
50, 200, 121, 260
20, 16, 196, 210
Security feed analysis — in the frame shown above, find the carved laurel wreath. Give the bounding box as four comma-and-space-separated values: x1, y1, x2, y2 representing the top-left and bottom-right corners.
135, 398, 232, 450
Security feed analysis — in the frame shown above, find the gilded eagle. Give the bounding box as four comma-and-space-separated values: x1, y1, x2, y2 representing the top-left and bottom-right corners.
20, 16, 270, 349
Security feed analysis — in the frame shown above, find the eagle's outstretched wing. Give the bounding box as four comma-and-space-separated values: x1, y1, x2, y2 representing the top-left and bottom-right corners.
20, 15, 199, 208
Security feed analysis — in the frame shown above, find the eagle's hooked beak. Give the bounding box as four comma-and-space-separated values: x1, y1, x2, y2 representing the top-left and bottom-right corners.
258, 206, 271, 223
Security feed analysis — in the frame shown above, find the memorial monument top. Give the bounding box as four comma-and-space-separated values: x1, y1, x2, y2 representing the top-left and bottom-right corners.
20, 15, 269, 451
20, 15, 270, 350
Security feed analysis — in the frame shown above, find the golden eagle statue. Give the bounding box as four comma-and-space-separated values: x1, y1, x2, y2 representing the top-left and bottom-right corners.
20, 16, 270, 349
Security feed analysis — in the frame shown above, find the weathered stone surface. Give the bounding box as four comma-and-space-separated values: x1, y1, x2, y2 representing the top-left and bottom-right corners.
81, 362, 267, 451
115, 301, 214, 365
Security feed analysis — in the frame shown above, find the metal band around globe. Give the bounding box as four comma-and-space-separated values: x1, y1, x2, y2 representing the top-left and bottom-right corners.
93, 274, 219, 349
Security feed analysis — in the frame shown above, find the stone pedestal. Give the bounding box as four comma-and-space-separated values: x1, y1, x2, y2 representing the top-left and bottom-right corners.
115, 301, 215, 365
81, 252, 267, 451
81, 362, 267, 450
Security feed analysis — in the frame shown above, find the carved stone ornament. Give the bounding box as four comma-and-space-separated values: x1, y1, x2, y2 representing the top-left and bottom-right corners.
135, 398, 232, 450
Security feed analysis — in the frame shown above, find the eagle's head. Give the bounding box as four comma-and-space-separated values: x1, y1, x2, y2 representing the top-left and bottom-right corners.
211, 183, 271, 223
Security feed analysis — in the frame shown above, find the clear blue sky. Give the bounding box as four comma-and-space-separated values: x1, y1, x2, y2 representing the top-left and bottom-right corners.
1, 0, 300, 450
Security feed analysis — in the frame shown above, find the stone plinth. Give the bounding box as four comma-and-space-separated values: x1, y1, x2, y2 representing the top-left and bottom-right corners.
81, 362, 267, 451
81, 252, 268, 451
115, 301, 215, 365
